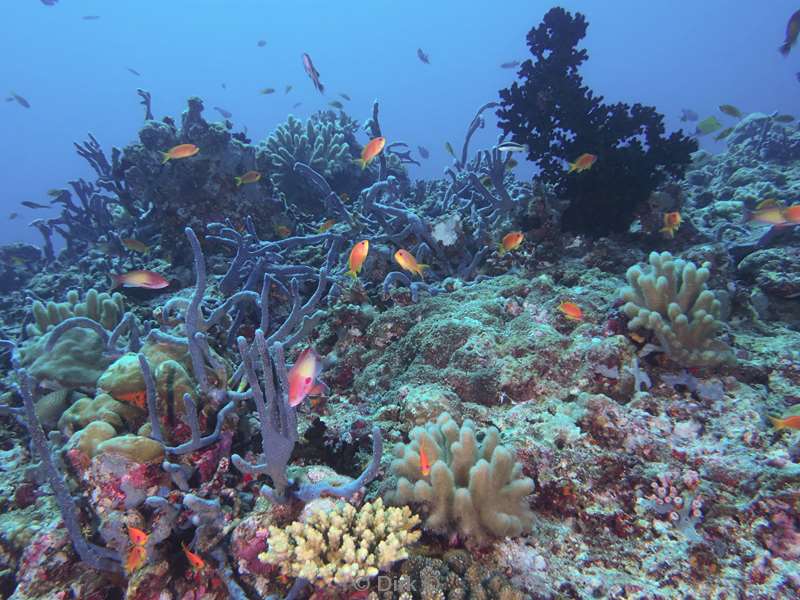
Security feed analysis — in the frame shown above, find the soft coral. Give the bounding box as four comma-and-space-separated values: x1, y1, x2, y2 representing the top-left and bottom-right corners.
497, 7, 696, 236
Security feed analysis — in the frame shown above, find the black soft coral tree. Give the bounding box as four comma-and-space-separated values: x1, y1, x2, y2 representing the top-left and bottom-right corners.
497, 7, 697, 236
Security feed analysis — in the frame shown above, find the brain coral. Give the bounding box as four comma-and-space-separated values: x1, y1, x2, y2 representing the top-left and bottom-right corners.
386, 412, 535, 544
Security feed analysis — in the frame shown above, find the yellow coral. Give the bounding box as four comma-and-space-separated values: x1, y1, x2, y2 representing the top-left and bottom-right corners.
259, 498, 420, 588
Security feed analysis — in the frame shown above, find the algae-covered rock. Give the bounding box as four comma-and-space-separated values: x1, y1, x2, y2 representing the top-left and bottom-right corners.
22, 327, 112, 389
738, 247, 800, 299
95, 434, 164, 463
67, 421, 117, 458
58, 393, 141, 436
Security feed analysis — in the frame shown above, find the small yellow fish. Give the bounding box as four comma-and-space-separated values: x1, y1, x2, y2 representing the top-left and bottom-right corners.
394, 249, 428, 278
275, 224, 292, 238
317, 219, 336, 233
235, 171, 261, 186
121, 238, 149, 254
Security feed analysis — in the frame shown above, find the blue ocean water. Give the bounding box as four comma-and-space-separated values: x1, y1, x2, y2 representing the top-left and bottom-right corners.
1, 0, 797, 247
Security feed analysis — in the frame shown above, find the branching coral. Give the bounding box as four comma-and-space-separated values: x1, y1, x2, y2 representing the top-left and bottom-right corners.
496, 7, 696, 236
259, 498, 420, 587
25, 288, 125, 337
620, 251, 735, 367
387, 412, 534, 544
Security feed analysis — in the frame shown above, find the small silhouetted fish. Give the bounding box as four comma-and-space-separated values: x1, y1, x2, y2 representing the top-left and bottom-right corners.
340, 93, 351, 101
329, 100, 343, 109
417, 48, 430, 64
21, 201, 49, 209
285, 85, 292, 94
780, 9, 800, 56
9, 212, 18, 220
302, 52, 324, 93
260, 87, 275, 95
775, 114, 796, 122
82, 15, 100, 20
214, 106, 232, 119
221, 82, 227, 89
293, 102, 302, 108
680, 109, 698, 122
719, 104, 743, 119
257, 40, 267, 47
40, 0, 58, 5
126, 67, 141, 76
500, 60, 520, 68
445, 142, 456, 158
714, 127, 734, 141
418, 146, 429, 159
7, 92, 30, 108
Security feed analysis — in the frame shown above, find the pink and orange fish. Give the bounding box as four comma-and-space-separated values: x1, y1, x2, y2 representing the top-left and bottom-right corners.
162, 143, 199, 164
568, 153, 597, 173
111, 270, 169, 290
287, 347, 323, 407
346, 240, 369, 278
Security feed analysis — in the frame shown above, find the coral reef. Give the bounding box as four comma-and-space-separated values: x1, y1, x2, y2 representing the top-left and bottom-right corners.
497, 7, 696, 235
620, 251, 735, 367
259, 498, 420, 588
387, 412, 534, 544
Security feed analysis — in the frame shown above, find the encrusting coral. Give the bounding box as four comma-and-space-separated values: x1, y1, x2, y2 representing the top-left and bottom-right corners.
259, 498, 420, 588
386, 412, 534, 544
620, 251, 735, 367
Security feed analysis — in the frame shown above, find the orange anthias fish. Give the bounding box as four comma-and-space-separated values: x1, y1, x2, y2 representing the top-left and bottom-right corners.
235, 170, 261, 186
568, 153, 597, 173
779, 9, 800, 56
121, 238, 149, 254
356, 137, 386, 170
394, 249, 428, 278
125, 526, 148, 575
182, 542, 206, 572
419, 445, 431, 476
660, 212, 682, 238
162, 143, 199, 164
769, 414, 800, 430
346, 240, 369, 278
317, 218, 336, 233
749, 203, 800, 226
275, 224, 292, 238
558, 300, 583, 321
111, 270, 169, 290
499, 231, 524, 256
287, 347, 321, 407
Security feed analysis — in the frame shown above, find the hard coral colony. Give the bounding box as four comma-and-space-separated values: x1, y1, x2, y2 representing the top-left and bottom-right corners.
0, 4, 799, 600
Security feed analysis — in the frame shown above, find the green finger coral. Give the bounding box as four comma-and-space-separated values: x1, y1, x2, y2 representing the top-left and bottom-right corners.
259, 498, 420, 588
620, 251, 735, 367
26, 288, 125, 336
386, 412, 535, 545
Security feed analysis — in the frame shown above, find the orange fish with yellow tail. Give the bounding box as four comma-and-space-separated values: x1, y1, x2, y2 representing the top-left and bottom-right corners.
568, 153, 597, 173
394, 249, 428, 278
182, 542, 206, 572
660, 212, 682, 238
499, 231, 524, 256
346, 240, 369, 278
125, 526, 149, 574
235, 170, 261, 186
558, 300, 583, 321
162, 143, 199, 164
769, 414, 800, 430
356, 137, 386, 170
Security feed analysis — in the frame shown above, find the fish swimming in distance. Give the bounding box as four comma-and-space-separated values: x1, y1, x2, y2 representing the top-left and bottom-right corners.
6, 92, 30, 108
496, 141, 528, 153
257, 39, 267, 47
162, 143, 199, 163
719, 104, 743, 119
339, 93, 351, 101
444, 141, 456, 158
500, 60, 520, 68
780, 9, 800, 56
82, 15, 100, 20
302, 52, 324, 93
235, 171, 261, 186
680, 109, 699, 122
21, 201, 49, 209
213, 106, 232, 119
329, 100, 344, 109
126, 67, 141, 76
695, 116, 722, 135
568, 153, 597, 173
418, 146, 429, 159
356, 137, 386, 169
417, 48, 430, 64
260, 87, 276, 95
